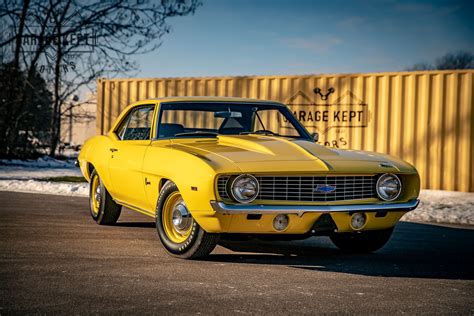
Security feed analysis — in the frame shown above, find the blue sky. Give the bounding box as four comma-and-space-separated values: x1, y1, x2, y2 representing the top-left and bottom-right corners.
136, 0, 474, 78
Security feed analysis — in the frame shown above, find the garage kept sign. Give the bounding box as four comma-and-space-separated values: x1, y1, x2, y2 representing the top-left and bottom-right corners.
285, 88, 369, 134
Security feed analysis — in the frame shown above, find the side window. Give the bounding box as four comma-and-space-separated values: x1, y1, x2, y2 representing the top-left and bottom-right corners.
253, 109, 299, 137
115, 115, 130, 140
116, 105, 155, 140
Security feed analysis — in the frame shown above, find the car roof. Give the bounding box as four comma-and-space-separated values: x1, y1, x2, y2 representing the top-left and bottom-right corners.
132, 96, 282, 106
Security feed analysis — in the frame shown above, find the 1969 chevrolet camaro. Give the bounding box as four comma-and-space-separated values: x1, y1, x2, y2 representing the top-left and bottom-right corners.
78, 97, 420, 259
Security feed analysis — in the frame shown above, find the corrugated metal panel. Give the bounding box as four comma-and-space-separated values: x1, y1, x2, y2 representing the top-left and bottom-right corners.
97, 70, 474, 192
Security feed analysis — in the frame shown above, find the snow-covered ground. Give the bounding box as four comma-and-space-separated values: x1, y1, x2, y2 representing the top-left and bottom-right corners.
0, 179, 88, 196
403, 190, 474, 225
0, 157, 473, 225
0, 156, 82, 179
0, 157, 87, 196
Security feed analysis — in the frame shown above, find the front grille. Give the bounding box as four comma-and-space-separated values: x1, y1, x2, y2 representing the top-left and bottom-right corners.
217, 175, 376, 202
217, 176, 231, 200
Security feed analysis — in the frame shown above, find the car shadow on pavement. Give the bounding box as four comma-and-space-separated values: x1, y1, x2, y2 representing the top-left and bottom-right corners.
114, 221, 155, 228
208, 222, 474, 280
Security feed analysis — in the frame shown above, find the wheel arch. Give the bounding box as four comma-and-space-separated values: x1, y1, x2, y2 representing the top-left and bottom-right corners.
158, 178, 170, 193
85, 162, 95, 181
78, 135, 114, 190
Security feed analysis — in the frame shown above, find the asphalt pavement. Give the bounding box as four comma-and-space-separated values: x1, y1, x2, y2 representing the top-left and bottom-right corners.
0, 191, 473, 314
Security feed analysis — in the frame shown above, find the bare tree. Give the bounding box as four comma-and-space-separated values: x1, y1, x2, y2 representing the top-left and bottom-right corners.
0, 63, 52, 158
434, 51, 474, 70
405, 62, 433, 71
1, 0, 201, 157
406, 51, 474, 71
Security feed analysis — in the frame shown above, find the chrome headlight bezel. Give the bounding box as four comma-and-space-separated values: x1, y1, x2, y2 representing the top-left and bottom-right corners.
376, 173, 402, 201
230, 174, 259, 204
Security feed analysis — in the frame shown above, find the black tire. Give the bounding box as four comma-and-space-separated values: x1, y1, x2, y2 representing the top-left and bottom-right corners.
89, 170, 122, 225
156, 181, 219, 259
330, 228, 394, 253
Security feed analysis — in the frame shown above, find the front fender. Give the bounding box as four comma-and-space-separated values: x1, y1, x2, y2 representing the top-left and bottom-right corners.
142, 143, 239, 232
78, 135, 114, 191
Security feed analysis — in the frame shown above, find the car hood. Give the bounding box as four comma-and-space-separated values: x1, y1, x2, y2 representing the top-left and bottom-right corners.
167, 135, 416, 174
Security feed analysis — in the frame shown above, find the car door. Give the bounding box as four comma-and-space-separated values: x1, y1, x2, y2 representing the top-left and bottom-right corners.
108, 104, 155, 211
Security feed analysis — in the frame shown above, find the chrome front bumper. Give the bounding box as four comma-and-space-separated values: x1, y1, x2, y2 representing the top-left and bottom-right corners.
210, 199, 420, 215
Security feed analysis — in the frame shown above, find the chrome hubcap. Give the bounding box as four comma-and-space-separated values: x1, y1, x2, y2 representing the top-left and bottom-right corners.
172, 202, 192, 233
95, 185, 101, 204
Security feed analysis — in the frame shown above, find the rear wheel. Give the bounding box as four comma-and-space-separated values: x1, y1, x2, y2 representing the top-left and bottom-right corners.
156, 181, 219, 259
89, 170, 121, 225
330, 228, 393, 253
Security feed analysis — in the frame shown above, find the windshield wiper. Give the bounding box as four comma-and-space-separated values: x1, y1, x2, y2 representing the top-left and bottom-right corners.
240, 130, 279, 136
174, 131, 218, 138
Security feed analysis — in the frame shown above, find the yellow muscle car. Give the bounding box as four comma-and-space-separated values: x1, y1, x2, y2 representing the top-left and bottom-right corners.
78, 97, 420, 259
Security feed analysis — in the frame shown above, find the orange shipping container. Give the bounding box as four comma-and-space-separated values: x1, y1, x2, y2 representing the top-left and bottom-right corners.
97, 70, 474, 192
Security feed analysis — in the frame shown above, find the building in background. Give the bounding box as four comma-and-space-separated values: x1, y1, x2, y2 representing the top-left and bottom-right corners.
60, 93, 96, 149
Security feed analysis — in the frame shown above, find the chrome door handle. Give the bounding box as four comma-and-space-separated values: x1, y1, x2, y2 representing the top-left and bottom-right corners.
109, 148, 118, 152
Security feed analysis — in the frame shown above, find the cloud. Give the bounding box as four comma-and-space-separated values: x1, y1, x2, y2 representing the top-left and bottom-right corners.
337, 16, 366, 29
393, 3, 434, 12
283, 36, 343, 54
393, 2, 461, 16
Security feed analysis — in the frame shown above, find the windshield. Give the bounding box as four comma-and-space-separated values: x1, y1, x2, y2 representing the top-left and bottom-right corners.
156, 102, 311, 140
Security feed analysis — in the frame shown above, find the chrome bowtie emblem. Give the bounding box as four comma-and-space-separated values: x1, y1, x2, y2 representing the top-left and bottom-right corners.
314, 185, 336, 193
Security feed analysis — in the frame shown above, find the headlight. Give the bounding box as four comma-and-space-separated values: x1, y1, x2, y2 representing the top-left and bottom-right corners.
230, 174, 259, 203
376, 173, 402, 201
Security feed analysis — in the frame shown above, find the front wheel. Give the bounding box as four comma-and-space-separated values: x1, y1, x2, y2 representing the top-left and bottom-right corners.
155, 181, 219, 259
330, 228, 393, 253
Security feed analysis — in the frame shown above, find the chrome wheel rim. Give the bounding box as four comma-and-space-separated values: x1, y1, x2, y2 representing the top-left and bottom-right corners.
172, 202, 192, 233
91, 176, 101, 215
162, 192, 193, 243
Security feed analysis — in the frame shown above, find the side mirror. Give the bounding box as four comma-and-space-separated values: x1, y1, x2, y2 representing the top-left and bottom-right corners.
311, 132, 319, 142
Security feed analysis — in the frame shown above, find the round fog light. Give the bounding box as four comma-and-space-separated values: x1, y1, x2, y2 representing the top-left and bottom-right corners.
273, 214, 289, 231
350, 212, 367, 230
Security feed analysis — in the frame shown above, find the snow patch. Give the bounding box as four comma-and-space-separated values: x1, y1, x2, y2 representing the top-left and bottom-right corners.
0, 167, 82, 180
402, 190, 474, 225
0, 156, 81, 179
0, 180, 88, 197
0, 156, 76, 168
